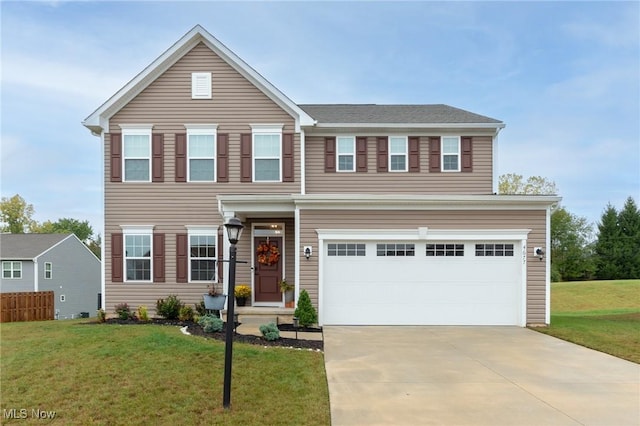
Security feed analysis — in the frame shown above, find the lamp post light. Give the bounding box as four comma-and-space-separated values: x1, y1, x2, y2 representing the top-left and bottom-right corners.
222, 217, 244, 410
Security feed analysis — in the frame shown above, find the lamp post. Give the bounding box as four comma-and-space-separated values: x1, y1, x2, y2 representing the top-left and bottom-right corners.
223, 217, 244, 410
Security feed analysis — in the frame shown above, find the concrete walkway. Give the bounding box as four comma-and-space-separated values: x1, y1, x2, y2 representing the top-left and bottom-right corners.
323, 326, 640, 426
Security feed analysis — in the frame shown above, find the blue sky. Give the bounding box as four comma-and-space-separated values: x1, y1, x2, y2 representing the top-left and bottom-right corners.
1, 1, 638, 236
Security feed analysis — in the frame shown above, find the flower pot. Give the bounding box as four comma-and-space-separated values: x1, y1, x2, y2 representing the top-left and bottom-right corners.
203, 294, 226, 310
236, 297, 247, 307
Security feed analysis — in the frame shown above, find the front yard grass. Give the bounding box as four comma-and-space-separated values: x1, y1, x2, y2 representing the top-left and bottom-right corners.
534, 279, 640, 363
0, 320, 330, 425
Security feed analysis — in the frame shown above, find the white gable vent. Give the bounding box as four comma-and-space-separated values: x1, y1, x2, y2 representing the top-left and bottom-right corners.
192, 72, 212, 99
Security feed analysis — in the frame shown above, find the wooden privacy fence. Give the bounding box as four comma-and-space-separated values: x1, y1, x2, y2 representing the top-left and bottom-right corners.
0, 291, 54, 323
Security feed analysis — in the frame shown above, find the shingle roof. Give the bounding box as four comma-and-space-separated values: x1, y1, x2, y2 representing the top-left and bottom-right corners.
0, 233, 71, 260
298, 104, 502, 125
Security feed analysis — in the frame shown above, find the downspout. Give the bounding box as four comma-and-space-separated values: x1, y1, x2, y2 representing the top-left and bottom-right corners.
33, 257, 39, 292
100, 131, 106, 312
300, 129, 306, 195
492, 127, 502, 194
545, 205, 552, 325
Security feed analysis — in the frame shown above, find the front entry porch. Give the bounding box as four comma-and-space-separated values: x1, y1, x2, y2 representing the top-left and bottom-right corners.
222, 306, 296, 325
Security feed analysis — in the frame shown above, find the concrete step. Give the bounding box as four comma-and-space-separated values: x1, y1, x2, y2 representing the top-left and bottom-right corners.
239, 315, 278, 325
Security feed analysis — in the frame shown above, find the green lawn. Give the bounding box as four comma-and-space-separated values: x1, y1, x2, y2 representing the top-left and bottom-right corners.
534, 279, 640, 364
0, 320, 330, 425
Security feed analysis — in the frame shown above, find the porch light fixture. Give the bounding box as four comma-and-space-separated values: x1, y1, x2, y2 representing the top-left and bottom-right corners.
304, 246, 312, 260
222, 217, 244, 410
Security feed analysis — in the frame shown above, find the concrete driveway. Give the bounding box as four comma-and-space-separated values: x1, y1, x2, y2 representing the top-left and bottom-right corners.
323, 326, 640, 426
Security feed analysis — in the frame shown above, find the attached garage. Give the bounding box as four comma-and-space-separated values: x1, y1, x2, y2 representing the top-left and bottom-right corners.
318, 229, 529, 326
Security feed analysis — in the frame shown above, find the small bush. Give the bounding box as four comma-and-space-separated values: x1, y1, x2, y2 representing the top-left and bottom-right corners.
194, 301, 206, 316
97, 309, 106, 323
156, 295, 183, 320
198, 314, 223, 333
137, 305, 150, 322
114, 303, 134, 320
179, 305, 194, 322
234, 285, 251, 298
294, 289, 318, 327
259, 323, 280, 341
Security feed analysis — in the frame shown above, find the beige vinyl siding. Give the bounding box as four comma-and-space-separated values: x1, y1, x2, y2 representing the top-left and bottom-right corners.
305, 135, 493, 194
299, 209, 547, 325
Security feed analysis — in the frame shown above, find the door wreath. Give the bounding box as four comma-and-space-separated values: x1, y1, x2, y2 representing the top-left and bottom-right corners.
257, 242, 280, 266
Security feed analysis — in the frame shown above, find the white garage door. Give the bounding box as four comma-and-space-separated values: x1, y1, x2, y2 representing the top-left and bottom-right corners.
322, 240, 523, 326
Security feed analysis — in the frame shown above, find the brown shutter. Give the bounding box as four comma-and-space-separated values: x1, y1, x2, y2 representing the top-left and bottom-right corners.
429, 137, 441, 173
111, 233, 123, 282
110, 134, 122, 182
461, 136, 473, 172
176, 233, 188, 283
356, 136, 368, 172
240, 133, 252, 182
409, 137, 420, 172
175, 133, 187, 182
217, 134, 229, 182
376, 137, 388, 172
283, 133, 294, 182
217, 229, 224, 282
324, 137, 336, 172
153, 233, 165, 283
152, 133, 164, 182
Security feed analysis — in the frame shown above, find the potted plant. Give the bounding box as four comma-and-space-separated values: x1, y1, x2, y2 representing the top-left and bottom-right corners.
234, 285, 251, 306
280, 279, 295, 307
203, 285, 226, 310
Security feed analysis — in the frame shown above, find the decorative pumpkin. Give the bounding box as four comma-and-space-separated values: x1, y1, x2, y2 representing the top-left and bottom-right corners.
257, 242, 280, 266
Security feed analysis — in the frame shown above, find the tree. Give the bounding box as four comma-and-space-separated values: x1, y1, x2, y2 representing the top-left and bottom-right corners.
594, 204, 622, 279
32, 217, 94, 243
498, 173, 559, 195
617, 197, 640, 278
594, 197, 640, 279
550, 207, 595, 281
0, 194, 36, 233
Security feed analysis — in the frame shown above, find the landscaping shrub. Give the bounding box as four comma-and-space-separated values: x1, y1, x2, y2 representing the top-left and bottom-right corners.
137, 305, 150, 322
97, 309, 106, 323
114, 303, 134, 320
179, 305, 194, 322
259, 323, 280, 341
156, 295, 183, 320
194, 301, 206, 316
294, 289, 318, 327
198, 314, 223, 333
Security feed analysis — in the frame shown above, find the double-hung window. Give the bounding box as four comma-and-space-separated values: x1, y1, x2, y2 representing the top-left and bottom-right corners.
187, 125, 217, 182
122, 126, 152, 181
44, 262, 52, 279
252, 125, 282, 182
188, 228, 217, 282
2, 261, 21, 279
442, 136, 460, 171
123, 226, 153, 282
337, 136, 355, 172
389, 136, 408, 171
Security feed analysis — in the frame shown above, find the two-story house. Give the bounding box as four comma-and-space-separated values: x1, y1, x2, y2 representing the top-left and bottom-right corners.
0, 233, 101, 319
83, 25, 559, 326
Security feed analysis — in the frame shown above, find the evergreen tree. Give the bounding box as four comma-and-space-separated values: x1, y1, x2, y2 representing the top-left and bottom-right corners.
294, 289, 318, 328
617, 197, 640, 278
594, 204, 621, 279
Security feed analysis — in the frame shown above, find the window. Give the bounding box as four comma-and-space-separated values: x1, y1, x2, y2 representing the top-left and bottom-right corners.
327, 243, 366, 256
192, 72, 212, 99
2, 261, 21, 279
377, 243, 415, 256
475, 243, 514, 257
124, 232, 152, 281
189, 233, 217, 281
389, 137, 408, 171
187, 126, 217, 182
442, 136, 460, 171
44, 262, 52, 279
337, 136, 355, 172
122, 127, 152, 181
253, 125, 282, 182
426, 243, 464, 257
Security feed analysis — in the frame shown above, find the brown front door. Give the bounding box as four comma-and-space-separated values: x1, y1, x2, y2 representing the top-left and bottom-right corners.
254, 236, 283, 303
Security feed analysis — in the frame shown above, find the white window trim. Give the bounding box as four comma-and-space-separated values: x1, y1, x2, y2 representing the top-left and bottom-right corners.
192, 72, 212, 99
185, 124, 218, 183
186, 226, 218, 283
441, 136, 461, 172
251, 124, 283, 182
336, 136, 356, 172
120, 125, 153, 182
120, 225, 154, 283
389, 136, 408, 172
44, 262, 53, 279
2, 261, 22, 279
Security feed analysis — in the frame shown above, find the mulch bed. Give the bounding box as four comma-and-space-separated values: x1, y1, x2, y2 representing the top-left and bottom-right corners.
92, 318, 323, 351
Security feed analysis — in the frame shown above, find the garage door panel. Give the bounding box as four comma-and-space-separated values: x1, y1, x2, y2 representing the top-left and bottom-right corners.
323, 241, 522, 325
